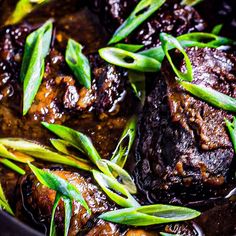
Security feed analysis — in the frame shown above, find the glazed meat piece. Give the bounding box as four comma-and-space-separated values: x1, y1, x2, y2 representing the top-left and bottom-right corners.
17, 170, 119, 236
89, 0, 205, 49
128, 1, 206, 49
135, 47, 236, 204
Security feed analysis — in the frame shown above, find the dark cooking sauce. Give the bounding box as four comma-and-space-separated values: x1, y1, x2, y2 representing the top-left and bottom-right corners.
0, 0, 235, 235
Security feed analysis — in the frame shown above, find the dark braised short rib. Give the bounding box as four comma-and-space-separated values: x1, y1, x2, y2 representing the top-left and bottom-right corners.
17, 170, 120, 236
135, 47, 236, 204
89, 0, 205, 49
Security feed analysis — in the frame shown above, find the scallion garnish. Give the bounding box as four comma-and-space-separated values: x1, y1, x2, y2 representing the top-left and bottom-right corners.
66, 39, 91, 89
5, 0, 51, 25
99, 47, 161, 72
160, 33, 193, 82
0, 143, 34, 163
28, 163, 91, 214
211, 24, 223, 35
21, 20, 53, 115
0, 138, 92, 171
0, 182, 14, 215
181, 0, 202, 6
111, 116, 137, 168
50, 139, 71, 155
225, 117, 236, 153
180, 81, 236, 113
99, 204, 200, 226
92, 170, 140, 208
49, 192, 61, 236
108, 0, 165, 44
63, 196, 72, 236
128, 71, 146, 104
41, 122, 101, 164
115, 43, 144, 52
140, 32, 235, 62
0, 158, 25, 175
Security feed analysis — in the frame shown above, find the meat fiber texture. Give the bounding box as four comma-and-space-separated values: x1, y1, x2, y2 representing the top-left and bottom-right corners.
135, 47, 236, 204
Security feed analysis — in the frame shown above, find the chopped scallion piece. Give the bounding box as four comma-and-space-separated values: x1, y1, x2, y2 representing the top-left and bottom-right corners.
28, 163, 91, 214
115, 43, 144, 52
0, 182, 14, 215
109, 0, 165, 44
63, 197, 72, 236
66, 39, 91, 89
99, 47, 161, 72
211, 24, 223, 35
160, 33, 193, 82
0, 158, 25, 175
181, 0, 202, 6
180, 81, 236, 113
99, 204, 200, 226
21, 20, 53, 115
225, 117, 236, 153
92, 170, 140, 208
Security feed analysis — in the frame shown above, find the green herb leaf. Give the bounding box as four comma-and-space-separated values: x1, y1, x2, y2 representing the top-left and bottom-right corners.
181, 0, 202, 6
160, 233, 180, 236
0, 143, 34, 163
160, 33, 193, 82
21, 20, 53, 115
109, 0, 165, 44
115, 43, 144, 52
50, 139, 71, 155
99, 47, 161, 72
211, 24, 223, 35
0, 158, 25, 175
128, 71, 146, 104
63, 197, 72, 236
97, 159, 137, 194
180, 81, 236, 113
0, 182, 14, 215
0, 138, 92, 171
5, 0, 51, 25
92, 170, 139, 208
111, 116, 137, 168
140, 32, 235, 63
66, 39, 91, 89
28, 163, 91, 214
42, 122, 101, 164
49, 192, 62, 236
225, 117, 236, 153
99, 204, 200, 226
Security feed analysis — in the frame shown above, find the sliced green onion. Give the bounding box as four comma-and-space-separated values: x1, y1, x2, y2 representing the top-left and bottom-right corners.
99, 47, 161, 72
181, 0, 202, 6
140, 32, 235, 62
0, 158, 25, 175
0, 182, 14, 215
0, 143, 34, 163
109, 0, 165, 44
99, 204, 200, 226
111, 116, 137, 168
211, 24, 223, 35
115, 43, 144, 52
21, 20, 53, 115
0, 138, 92, 171
93, 170, 139, 208
50, 139, 71, 155
96, 159, 137, 194
42, 122, 101, 164
49, 192, 62, 236
225, 117, 236, 153
63, 197, 72, 236
160, 33, 193, 82
66, 39, 91, 89
180, 81, 236, 113
28, 163, 91, 214
128, 71, 146, 104
160, 233, 180, 236
5, 0, 51, 25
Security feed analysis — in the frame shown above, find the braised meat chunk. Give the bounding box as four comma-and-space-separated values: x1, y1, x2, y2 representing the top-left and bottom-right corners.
135, 47, 236, 204
17, 170, 119, 236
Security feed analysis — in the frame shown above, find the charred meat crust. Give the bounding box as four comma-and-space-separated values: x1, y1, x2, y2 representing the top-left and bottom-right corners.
135, 47, 236, 204
89, 0, 206, 49
17, 170, 119, 236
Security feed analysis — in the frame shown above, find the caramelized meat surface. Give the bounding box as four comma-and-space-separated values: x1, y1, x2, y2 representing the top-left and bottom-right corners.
17, 170, 119, 236
135, 47, 236, 204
